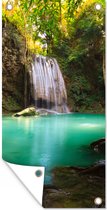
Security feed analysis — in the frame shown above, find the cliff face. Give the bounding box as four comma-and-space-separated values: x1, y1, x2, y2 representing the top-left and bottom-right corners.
2, 20, 30, 114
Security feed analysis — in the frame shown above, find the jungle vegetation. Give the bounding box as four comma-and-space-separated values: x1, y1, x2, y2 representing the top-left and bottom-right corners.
2, 0, 105, 112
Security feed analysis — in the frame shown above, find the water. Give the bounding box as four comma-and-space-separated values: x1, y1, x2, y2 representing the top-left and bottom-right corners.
30, 55, 69, 113
2, 113, 105, 169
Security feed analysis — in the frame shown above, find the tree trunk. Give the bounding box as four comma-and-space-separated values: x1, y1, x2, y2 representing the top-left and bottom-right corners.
103, 53, 105, 82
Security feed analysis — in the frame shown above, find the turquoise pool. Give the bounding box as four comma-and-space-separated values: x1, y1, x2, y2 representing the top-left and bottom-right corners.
2, 113, 105, 170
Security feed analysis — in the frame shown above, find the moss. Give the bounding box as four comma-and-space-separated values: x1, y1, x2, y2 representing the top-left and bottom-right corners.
2, 96, 23, 113
2, 19, 31, 114
43, 166, 105, 208
13, 107, 39, 117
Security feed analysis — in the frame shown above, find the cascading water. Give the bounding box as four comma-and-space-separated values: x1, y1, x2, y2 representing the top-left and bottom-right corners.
30, 55, 69, 113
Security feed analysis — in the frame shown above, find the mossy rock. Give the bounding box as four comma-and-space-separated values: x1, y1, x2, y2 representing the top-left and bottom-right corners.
43, 165, 105, 208
13, 107, 39, 117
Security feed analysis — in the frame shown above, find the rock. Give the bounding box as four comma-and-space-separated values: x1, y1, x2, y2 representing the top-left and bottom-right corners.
90, 138, 105, 153
13, 107, 39, 117
80, 162, 105, 177
2, 20, 31, 114
43, 165, 105, 208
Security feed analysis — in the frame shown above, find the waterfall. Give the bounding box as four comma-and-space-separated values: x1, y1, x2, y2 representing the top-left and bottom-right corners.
30, 55, 69, 113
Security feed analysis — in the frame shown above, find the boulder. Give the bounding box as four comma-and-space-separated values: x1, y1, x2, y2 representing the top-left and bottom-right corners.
90, 138, 105, 153
13, 107, 39, 117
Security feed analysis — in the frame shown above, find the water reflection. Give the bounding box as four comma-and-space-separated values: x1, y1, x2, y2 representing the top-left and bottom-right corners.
2, 114, 105, 171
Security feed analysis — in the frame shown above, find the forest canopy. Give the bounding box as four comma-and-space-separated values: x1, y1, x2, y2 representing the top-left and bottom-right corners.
2, 0, 105, 54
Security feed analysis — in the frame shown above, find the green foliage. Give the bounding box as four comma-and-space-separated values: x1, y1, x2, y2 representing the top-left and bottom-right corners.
52, 0, 105, 112
2, 0, 105, 112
